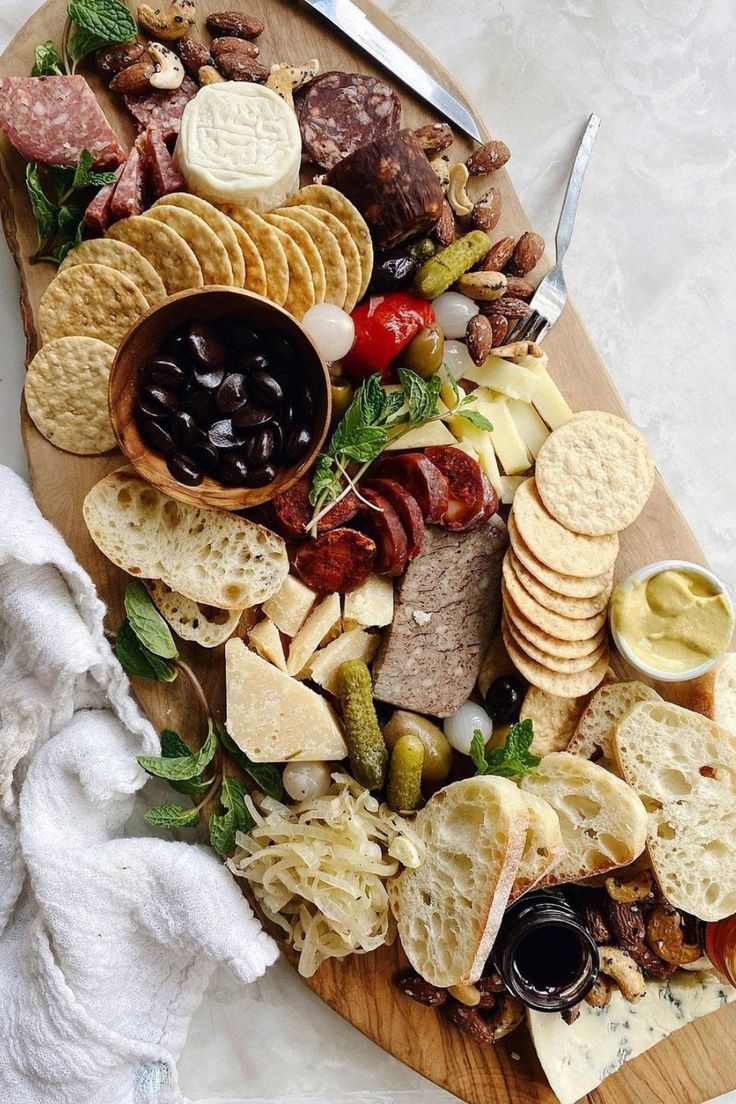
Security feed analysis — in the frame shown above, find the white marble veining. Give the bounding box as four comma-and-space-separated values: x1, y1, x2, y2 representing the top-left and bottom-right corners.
1, 2, 735, 1102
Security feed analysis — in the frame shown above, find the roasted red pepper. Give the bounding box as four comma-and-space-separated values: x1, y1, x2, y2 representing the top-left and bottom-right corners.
342, 292, 436, 381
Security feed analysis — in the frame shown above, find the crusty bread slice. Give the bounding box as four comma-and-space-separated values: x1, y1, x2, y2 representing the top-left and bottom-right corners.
520, 752, 647, 885
83, 468, 288, 609
147, 581, 242, 648
614, 700, 736, 921
389, 776, 528, 987
714, 653, 736, 734
510, 791, 565, 900
567, 681, 660, 767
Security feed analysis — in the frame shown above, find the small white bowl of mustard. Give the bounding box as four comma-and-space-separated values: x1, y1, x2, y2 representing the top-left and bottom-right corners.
610, 560, 735, 683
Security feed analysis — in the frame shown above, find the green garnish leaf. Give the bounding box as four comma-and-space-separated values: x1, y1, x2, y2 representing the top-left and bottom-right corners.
72, 149, 118, 190
471, 719, 541, 779
145, 802, 201, 829
68, 0, 137, 46
25, 164, 58, 249
398, 367, 441, 424
68, 27, 109, 67
124, 580, 178, 660
32, 41, 66, 76
470, 729, 489, 774
138, 718, 218, 782
209, 777, 253, 856
456, 408, 494, 432
219, 726, 284, 801
160, 729, 214, 796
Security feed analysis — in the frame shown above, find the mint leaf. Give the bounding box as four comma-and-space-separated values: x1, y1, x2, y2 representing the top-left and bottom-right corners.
145, 802, 200, 829
115, 620, 161, 680
68, 0, 137, 45
456, 409, 494, 432
220, 726, 283, 801
32, 41, 66, 76
73, 149, 117, 189
398, 367, 441, 424
471, 720, 540, 779
160, 729, 214, 796
138, 719, 218, 782
470, 729, 489, 773
209, 776, 254, 856
68, 27, 108, 66
124, 580, 178, 660
25, 164, 57, 249
209, 809, 237, 856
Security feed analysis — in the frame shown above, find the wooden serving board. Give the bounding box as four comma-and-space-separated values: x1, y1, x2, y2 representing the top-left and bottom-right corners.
1, 3, 733, 1103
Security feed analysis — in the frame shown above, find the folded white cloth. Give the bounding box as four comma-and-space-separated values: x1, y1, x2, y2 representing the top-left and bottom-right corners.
0, 467, 278, 1104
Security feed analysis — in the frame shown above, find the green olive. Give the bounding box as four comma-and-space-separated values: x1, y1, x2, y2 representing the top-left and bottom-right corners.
383, 710, 453, 784
408, 237, 436, 264
387, 733, 424, 812
331, 380, 355, 419
399, 324, 445, 380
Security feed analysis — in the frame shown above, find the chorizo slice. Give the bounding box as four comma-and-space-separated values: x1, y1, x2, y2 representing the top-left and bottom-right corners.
271, 478, 359, 540
293, 528, 376, 593
425, 446, 486, 530
373, 452, 449, 524
358, 487, 409, 577
363, 477, 424, 559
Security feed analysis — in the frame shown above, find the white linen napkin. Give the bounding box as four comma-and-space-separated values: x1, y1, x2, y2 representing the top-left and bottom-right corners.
0, 466, 279, 1104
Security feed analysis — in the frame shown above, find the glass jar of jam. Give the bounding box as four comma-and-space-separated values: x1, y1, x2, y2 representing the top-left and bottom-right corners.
493, 891, 599, 1012
705, 916, 736, 985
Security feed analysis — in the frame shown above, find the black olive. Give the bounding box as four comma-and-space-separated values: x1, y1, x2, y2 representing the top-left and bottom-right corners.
185, 322, 226, 370
270, 421, 284, 461
243, 463, 277, 488
216, 373, 249, 414
218, 452, 250, 486
484, 675, 526, 725
193, 364, 225, 391
144, 357, 187, 389
189, 443, 219, 474
245, 425, 276, 468
369, 250, 418, 294
170, 409, 204, 448
140, 418, 176, 456
299, 387, 314, 420
281, 398, 297, 431
285, 425, 312, 462
219, 319, 260, 352
162, 329, 191, 362
167, 453, 203, 486
238, 351, 271, 376
182, 387, 217, 424
208, 419, 242, 450
232, 404, 273, 430
137, 393, 165, 420
142, 385, 179, 413
265, 332, 297, 366
250, 370, 284, 407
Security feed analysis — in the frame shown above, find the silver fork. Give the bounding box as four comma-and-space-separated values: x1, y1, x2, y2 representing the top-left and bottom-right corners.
507, 113, 601, 344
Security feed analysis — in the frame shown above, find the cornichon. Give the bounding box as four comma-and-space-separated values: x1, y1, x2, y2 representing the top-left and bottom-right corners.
337, 659, 388, 790
387, 733, 424, 813
414, 230, 492, 300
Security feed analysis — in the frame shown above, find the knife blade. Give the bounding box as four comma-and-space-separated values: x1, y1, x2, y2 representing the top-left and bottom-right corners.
299, 0, 484, 144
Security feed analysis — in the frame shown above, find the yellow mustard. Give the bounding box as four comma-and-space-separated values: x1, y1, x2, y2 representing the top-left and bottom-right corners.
612, 568, 733, 673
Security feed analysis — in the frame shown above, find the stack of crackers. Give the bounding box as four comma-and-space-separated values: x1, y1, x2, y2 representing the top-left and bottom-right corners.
501, 411, 656, 698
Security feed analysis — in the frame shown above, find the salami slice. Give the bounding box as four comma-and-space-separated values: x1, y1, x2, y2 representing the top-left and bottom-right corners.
363, 478, 424, 560
293, 528, 376, 593
271, 478, 359, 540
0, 76, 125, 168
425, 446, 486, 530
357, 487, 408, 577
123, 76, 198, 142
297, 71, 401, 172
109, 145, 145, 222
84, 164, 124, 234
374, 452, 449, 524
143, 125, 186, 199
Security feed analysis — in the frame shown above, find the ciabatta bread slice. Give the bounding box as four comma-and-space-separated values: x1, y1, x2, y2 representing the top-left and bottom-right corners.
714, 653, 736, 734
520, 752, 647, 885
510, 791, 565, 900
83, 468, 288, 609
389, 776, 528, 987
147, 581, 242, 648
614, 700, 736, 921
567, 681, 660, 767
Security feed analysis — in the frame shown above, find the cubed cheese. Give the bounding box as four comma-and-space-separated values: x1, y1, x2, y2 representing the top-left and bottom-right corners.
248, 617, 287, 671
343, 574, 394, 629
308, 629, 381, 694
262, 575, 316, 637
286, 592, 341, 677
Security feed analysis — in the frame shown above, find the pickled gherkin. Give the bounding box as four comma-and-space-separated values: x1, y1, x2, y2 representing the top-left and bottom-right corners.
387, 734, 424, 812
414, 231, 492, 300
337, 659, 388, 789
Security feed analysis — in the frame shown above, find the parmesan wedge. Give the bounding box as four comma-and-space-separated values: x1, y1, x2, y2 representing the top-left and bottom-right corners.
308, 629, 381, 694
521, 357, 573, 430
472, 389, 531, 474
262, 574, 316, 637
343, 574, 394, 629
506, 398, 550, 457
286, 592, 341, 677
463, 355, 540, 402
248, 617, 287, 671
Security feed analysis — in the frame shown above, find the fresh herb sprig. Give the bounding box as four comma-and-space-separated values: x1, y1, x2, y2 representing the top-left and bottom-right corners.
26, 151, 118, 263
33, 0, 137, 76
308, 368, 492, 534
470, 719, 541, 779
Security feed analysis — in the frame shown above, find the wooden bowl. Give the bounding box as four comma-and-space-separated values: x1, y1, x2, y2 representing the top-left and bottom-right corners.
109, 287, 331, 511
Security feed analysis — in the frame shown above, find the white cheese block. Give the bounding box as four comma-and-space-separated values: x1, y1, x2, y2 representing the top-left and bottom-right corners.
472, 389, 531, 475
463, 355, 540, 402
176, 83, 302, 211
499, 475, 526, 504
343, 574, 394, 629
286, 592, 341, 677
262, 574, 316, 637
506, 397, 550, 457
308, 629, 381, 694
225, 638, 347, 762
248, 617, 287, 671
528, 970, 735, 1104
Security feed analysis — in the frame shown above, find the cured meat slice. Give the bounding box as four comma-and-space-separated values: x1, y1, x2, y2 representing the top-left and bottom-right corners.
293, 528, 376, 593
0, 76, 125, 168
271, 478, 359, 540
357, 487, 408, 577
363, 478, 424, 560
84, 164, 124, 234
326, 130, 444, 249
373, 452, 449, 525
143, 125, 186, 199
296, 71, 401, 172
109, 145, 145, 222
123, 76, 198, 142
425, 445, 486, 531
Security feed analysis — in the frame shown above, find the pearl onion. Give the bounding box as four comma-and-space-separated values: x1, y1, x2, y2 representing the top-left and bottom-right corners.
283, 760, 332, 802
443, 339, 477, 381
432, 291, 479, 339
302, 304, 355, 363
444, 702, 493, 757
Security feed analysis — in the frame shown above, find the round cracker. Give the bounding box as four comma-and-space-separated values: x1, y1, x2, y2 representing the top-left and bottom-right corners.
512, 478, 618, 578
504, 588, 606, 659
273, 205, 347, 308
146, 205, 233, 286
287, 184, 373, 299
507, 548, 612, 619
266, 212, 326, 303
503, 614, 606, 675
267, 221, 315, 320
25, 337, 116, 455
59, 239, 166, 307
502, 562, 607, 642
224, 206, 289, 306
503, 624, 609, 699
297, 203, 361, 312
153, 193, 245, 287
226, 217, 268, 297
535, 410, 655, 536
107, 216, 203, 295
519, 684, 591, 755
39, 264, 148, 347
508, 514, 613, 599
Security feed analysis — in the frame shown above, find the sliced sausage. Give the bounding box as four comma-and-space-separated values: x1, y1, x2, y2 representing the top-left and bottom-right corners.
363, 477, 424, 560
271, 478, 359, 540
373, 452, 449, 525
357, 487, 408, 577
425, 446, 486, 531
296, 71, 402, 172
109, 144, 145, 222
293, 528, 376, 593
84, 164, 124, 233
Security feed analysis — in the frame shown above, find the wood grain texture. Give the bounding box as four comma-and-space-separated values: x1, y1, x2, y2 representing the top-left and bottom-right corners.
0, 3, 733, 1103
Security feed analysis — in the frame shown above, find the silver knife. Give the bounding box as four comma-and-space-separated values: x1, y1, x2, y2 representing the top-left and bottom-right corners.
299, 0, 484, 143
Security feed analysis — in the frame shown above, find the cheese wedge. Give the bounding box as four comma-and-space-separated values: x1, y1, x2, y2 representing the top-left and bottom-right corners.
262, 574, 316, 638
248, 617, 287, 671
520, 356, 573, 429
472, 389, 531, 475
385, 419, 456, 450
176, 83, 302, 211
225, 639, 347, 762
308, 629, 381, 694
286, 592, 341, 677
463, 355, 540, 402
343, 574, 394, 629
500, 475, 526, 504
506, 398, 550, 457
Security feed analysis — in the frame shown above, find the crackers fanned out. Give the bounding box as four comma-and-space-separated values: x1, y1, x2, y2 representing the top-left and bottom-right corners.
25, 337, 116, 454
59, 239, 167, 307
39, 264, 148, 347
107, 216, 204, 295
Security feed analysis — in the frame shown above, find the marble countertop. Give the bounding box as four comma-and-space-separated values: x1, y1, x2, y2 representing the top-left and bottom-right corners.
1, 2, 734, 1102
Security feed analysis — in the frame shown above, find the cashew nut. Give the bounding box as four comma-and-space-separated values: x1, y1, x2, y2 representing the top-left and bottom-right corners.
430, 155, 451, 194
198, 64, 225, 85
147, 42, 185, 90
598, 945, 647, 1003
447, 162, 473, 218
584, 975, 612, 1008
138, 0, 196, 42
645, 906, 703, 966
489, 340, 544, 360
266, 60, 319, 109
456, 270, 507, 301
605, 870, 654, 903
485, 994, 525, 1041
448, 983, 481, 1007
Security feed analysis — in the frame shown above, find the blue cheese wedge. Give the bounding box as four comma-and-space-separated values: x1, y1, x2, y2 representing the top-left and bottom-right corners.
176, 83, 302, 211
528, 970, 735, 1104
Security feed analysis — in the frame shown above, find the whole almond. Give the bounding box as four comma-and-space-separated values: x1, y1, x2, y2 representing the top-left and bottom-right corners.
176, 37, 214, 76
211, 36, 260, 60
471, 187, 501, 233
207, 11, 265, 39
485, 313, 509, 346
412, 123, 453, 157
444, 1004, 496, 1045
394, 969, 447, 1007
466, 314, 494, 366
482, 296, 531, 319
433, 199, 457, 247
109, 57, 156, 95
504, 275, 535, 300
481, 235, 515, 272
466, 139, 511, 176
95, 41, 146, 76
508, 231, 545, 275
216, 52, 269, 82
